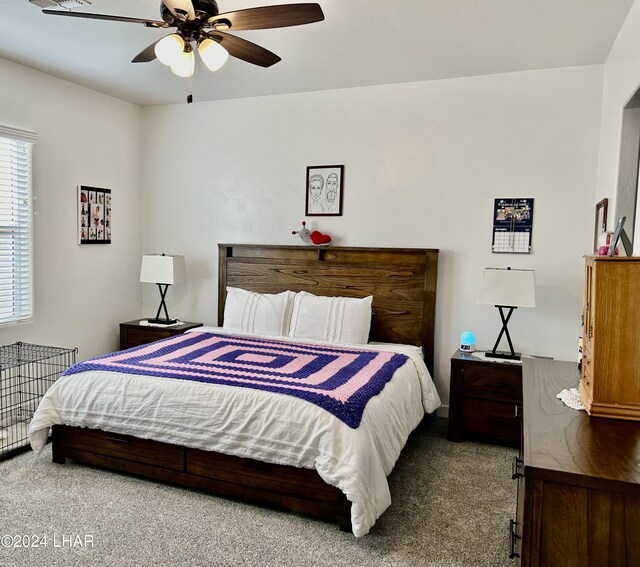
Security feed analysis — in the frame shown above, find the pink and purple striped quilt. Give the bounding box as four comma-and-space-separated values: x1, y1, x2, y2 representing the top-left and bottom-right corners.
63, 332, 408, 428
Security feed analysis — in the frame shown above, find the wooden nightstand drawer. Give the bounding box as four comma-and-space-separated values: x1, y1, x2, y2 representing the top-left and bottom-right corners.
460, 363, 521, 404
119, 319, 203, 350
462, 399, 520, 443
126, 327, 173, 346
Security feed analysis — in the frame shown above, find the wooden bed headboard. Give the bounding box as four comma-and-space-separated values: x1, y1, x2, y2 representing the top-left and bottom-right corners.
218, 244, 439, 375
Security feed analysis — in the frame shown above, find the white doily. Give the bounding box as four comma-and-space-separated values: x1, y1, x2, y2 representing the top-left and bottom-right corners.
470, 351, 523, 365
556, 387, 586, 411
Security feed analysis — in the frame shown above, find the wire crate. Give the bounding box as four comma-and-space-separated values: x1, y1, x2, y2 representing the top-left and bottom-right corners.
1, 342, 77, 460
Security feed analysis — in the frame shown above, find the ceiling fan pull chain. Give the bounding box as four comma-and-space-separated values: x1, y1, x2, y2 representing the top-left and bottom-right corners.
187, 76, 193, 104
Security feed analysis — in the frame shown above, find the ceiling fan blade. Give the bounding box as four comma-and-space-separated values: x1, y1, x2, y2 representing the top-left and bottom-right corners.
42, 10, 168, 28
132, 39, 163, 63
162, 0, 196, 21
202, 31, 281, 67
208, 3, 324, 31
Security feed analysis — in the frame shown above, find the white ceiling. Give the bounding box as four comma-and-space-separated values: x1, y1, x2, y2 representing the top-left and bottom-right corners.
0, 0, 634, 107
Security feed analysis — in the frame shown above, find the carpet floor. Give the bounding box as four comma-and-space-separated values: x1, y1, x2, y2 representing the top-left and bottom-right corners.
0, 419, 516, 567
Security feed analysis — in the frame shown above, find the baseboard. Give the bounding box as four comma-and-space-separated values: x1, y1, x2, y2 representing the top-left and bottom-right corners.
436, 405, 449, 418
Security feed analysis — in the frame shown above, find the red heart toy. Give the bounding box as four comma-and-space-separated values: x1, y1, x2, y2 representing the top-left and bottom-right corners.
310, 231, 331, 245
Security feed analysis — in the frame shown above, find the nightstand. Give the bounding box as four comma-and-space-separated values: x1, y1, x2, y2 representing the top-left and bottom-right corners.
447, 350, 522, 446
119, 319, 203, 350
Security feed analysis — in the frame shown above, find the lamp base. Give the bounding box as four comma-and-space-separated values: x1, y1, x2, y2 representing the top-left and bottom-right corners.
146, 318, 178, 325
487, 350, 521, 361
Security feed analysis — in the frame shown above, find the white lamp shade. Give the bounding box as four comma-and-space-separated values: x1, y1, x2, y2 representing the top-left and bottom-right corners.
477, 268, 536, 308
170, 49, 195, 77
198, 38, 229, 72
140, 255, 186, 285
155, 34, 185, 66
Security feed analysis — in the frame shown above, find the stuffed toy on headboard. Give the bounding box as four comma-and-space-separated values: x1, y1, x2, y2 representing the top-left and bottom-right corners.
292, 221, 331, 246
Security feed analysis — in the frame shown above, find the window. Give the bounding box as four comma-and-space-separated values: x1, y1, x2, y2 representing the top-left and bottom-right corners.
0, 126, 36, 325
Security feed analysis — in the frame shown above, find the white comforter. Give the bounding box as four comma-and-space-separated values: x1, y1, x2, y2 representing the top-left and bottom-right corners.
29, 328, 440, 537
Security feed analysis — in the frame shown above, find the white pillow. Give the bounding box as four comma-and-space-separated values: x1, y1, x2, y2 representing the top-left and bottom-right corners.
223, 287, 296, 337
288, 291, 373, 344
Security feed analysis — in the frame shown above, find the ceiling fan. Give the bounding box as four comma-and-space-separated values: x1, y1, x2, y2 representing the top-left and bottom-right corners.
43, 0, 324, 99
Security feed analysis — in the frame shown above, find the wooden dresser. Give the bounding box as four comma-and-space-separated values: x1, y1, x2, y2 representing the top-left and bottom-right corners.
511, 357, 640, 566
580, 256, 640, 420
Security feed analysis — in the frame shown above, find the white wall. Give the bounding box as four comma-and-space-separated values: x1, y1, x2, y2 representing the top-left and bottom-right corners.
141, 65, 603, 407
0, 57, 143, 359
596, 0, 640, 250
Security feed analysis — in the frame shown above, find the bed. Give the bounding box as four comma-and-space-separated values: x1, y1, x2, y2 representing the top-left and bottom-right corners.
29, 244, 440, 536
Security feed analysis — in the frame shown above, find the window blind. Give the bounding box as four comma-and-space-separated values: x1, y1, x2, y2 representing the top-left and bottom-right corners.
0, 126, 35, 325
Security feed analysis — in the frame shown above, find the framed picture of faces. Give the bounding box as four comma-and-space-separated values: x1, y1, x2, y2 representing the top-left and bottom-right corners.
305, 165, 344, 216
78, 186, 111, 244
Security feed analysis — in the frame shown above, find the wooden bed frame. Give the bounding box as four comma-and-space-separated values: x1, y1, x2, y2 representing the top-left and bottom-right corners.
52, 244, 439, 532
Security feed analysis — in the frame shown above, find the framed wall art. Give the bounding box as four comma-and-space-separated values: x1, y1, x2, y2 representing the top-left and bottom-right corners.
305, 165, 344, 216
593, 198, 608, 253
78, 186, 111, 244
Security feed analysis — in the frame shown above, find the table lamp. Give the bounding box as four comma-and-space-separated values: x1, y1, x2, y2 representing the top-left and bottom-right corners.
477, 267, 536, 360
140, 254, 186, 325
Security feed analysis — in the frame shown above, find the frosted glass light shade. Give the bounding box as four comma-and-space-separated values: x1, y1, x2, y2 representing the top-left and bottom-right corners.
166, 0, 196, 20
477, 268, 536, 308
198, 38, 229, 72
155, 34, 185, 66
170, 50, 195, 77
140, 255, 186, 285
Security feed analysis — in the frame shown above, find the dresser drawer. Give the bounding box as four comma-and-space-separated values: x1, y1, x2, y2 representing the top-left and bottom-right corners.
581, 357, 592, 387
186, 449, 343, 503
460, 362, 522, 404
54, 426, 184, 471
462, 399, 520, 443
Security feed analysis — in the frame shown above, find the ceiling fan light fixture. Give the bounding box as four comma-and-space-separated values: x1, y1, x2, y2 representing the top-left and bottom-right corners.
170, 49, 195, 77
155, 33, 185, 66
42, 1, 326, 100
163, 0, 196, 21
211, 18, 232, 31
198, 38, 229, 72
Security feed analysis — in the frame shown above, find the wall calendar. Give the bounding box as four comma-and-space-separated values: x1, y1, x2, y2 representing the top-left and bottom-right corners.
492, 198, 534, 254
